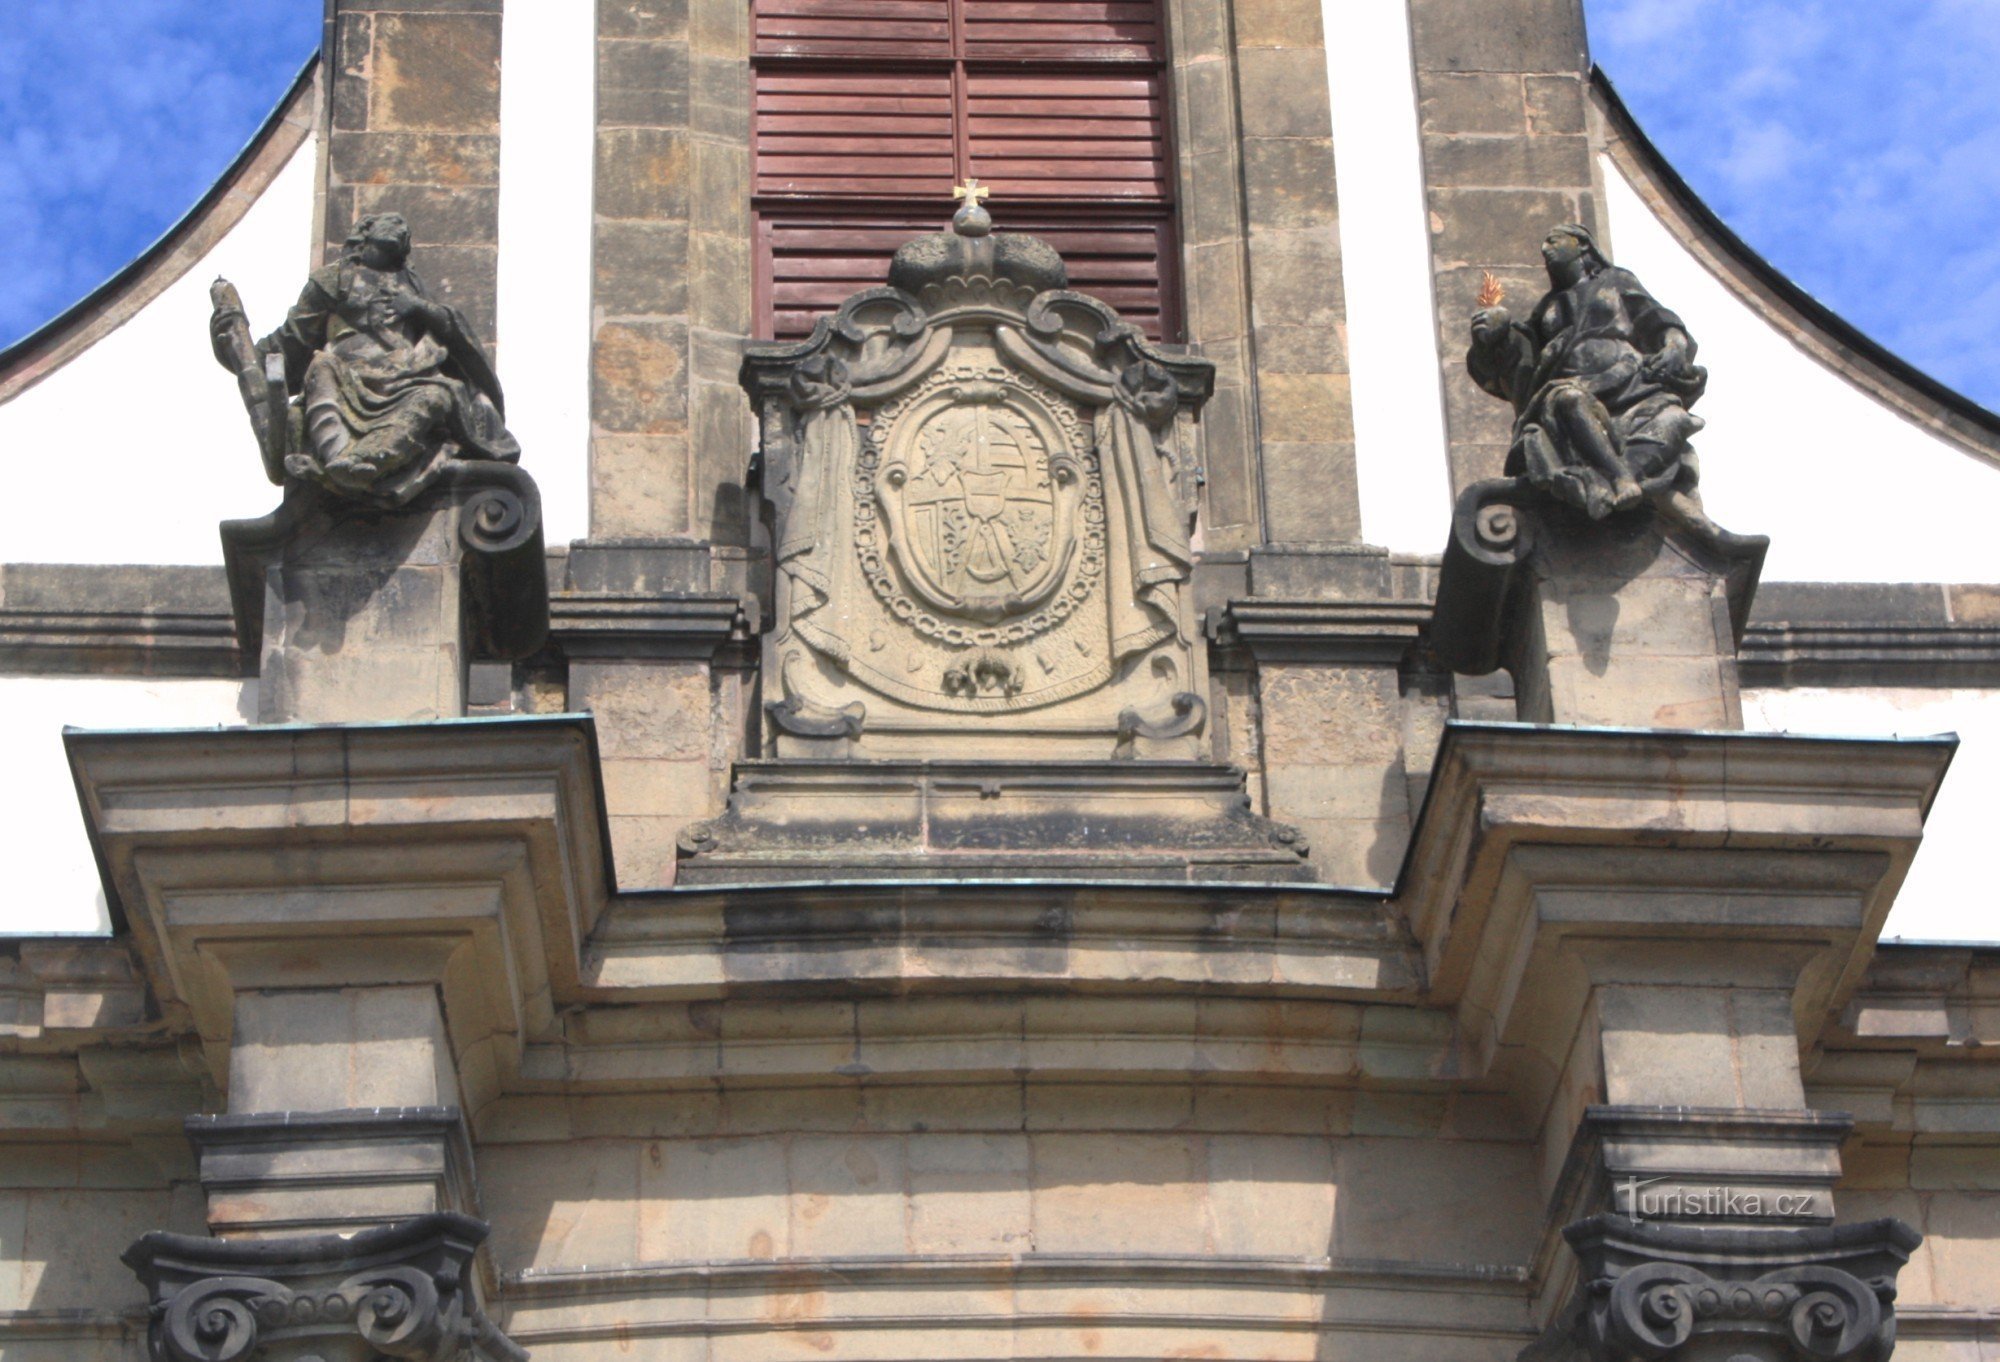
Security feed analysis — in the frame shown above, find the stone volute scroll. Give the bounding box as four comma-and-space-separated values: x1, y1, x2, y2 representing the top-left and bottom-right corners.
123, 1212, 527, 1362
1431, 225, 1769, 729
741, 191, 1211, 761
209, 212, 548, 724
1529, 1213, 1921, 1362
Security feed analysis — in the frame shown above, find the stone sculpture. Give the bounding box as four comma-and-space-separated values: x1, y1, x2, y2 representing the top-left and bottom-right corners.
740, 187, 1211, 758
1430, 224, 1767, 723
209, 212, 520, 505
1468, 224, 1705, 520
207, 212, 548, 721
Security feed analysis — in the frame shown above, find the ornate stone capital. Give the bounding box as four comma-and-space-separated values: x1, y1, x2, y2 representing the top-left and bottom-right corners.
1548, 1213, 1920, 1362
123, 1212, 525, 1362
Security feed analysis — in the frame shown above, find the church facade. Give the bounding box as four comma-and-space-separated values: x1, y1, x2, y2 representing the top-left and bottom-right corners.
1, 2, 1998, 1360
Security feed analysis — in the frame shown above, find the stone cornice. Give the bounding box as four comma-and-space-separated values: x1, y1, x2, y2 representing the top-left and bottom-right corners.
551, 591, 750, 661
64, 715, 611, 1113
1209, 598, 1432, 664
1397, 721, 1955, 1094
1739, 621, 2000, 687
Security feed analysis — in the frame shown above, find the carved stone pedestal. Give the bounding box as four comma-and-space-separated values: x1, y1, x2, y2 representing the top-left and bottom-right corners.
124, 1213, 525, 1362
1537, 1213, 1920, 1362
1432, 481, 1767, 729
677, 759, 1312, 882
221, 471, 547, 725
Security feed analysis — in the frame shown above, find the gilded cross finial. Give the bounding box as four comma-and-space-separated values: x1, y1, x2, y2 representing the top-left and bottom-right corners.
953, 178, 991, 206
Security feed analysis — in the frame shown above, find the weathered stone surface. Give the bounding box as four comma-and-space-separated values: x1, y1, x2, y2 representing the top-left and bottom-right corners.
595, 219, 689, 317
592, 318, 690, 430
590, 429, 692, 537
594, 127, 690, 221
1524, 73, 1589, 133
191, 1107, 477, 1240
231, 987, 456, 1114
1424, 132, 1591, 187
597, 37, 691, 127
1256, 371, 1355, 443
1241, 137, 1342, 229
1230, 0, 1325, 48
368, 13, 502, 134
677, 760, 1311, 882
1236, 48, 1334, 137
1420, 71, 1531, 134
1409, 0, 1587, 73
599, 0, 689, 40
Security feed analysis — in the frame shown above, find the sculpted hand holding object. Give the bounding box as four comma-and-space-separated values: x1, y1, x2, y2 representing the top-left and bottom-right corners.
1468, 224, 1706, 520
209, 212, 520, 505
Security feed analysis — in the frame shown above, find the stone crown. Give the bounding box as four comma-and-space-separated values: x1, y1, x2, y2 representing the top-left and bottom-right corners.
888, 201, 1068, 298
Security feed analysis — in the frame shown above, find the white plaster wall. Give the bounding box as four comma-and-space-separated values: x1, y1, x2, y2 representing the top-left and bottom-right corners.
498, 0, 594, 549
0, 138, 316, 566
1326, 0, 1455, 554
1742, 686, 2000, 943
1602, 159, 2000, 584
0, 677, 253, 936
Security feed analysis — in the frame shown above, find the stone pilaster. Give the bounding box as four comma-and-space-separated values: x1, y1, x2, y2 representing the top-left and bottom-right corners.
590, 0, 755, 543
1213, 583, 1433, 886
1409, 0, 1597, 493
322, 0, 504, 342
1230, 0, 1358, 545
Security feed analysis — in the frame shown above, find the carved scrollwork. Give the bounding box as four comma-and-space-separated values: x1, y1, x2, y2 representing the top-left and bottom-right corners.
739, 204, 1217, 745
348, 1264, 447, 1356
160, 1275, 276, 1362
126, 1213, 524, 1362
1554, 1214, 1918, 1362
1116, 690, 1206, 743
1588, 1260, 1893, 1362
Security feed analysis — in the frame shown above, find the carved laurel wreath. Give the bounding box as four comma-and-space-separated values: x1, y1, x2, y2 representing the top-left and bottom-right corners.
854, 362, 1105, 651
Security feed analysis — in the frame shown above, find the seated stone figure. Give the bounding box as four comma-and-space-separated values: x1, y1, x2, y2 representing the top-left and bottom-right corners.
1467, 224, 1705, 519
210, 212, 519, 504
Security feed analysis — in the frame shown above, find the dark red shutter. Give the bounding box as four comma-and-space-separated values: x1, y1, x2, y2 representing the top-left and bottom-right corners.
752, 0, 1178, 342
754, 70, 957, 197
753, 0, 953, 58
960, 0, 1162, 60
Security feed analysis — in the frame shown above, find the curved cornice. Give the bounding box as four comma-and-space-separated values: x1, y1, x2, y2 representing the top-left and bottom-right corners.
0, 56, 318, 404
1591, 66, 2000, 473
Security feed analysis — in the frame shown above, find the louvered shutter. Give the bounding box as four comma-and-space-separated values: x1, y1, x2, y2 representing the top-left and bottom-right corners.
752, 0, 1178, 341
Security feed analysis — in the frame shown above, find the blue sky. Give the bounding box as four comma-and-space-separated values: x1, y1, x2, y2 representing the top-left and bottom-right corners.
1587, 0, 2000, 410
1, 0, 1998, 414
0, 1, 318, 348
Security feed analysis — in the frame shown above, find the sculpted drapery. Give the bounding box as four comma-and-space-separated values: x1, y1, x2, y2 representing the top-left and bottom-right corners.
745, 202, 1211, 740
212, 212, 520, 506
1468, 223, 1706, 520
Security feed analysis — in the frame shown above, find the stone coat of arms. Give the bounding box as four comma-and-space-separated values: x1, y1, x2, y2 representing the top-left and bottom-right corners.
742, 200, 1212, 758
